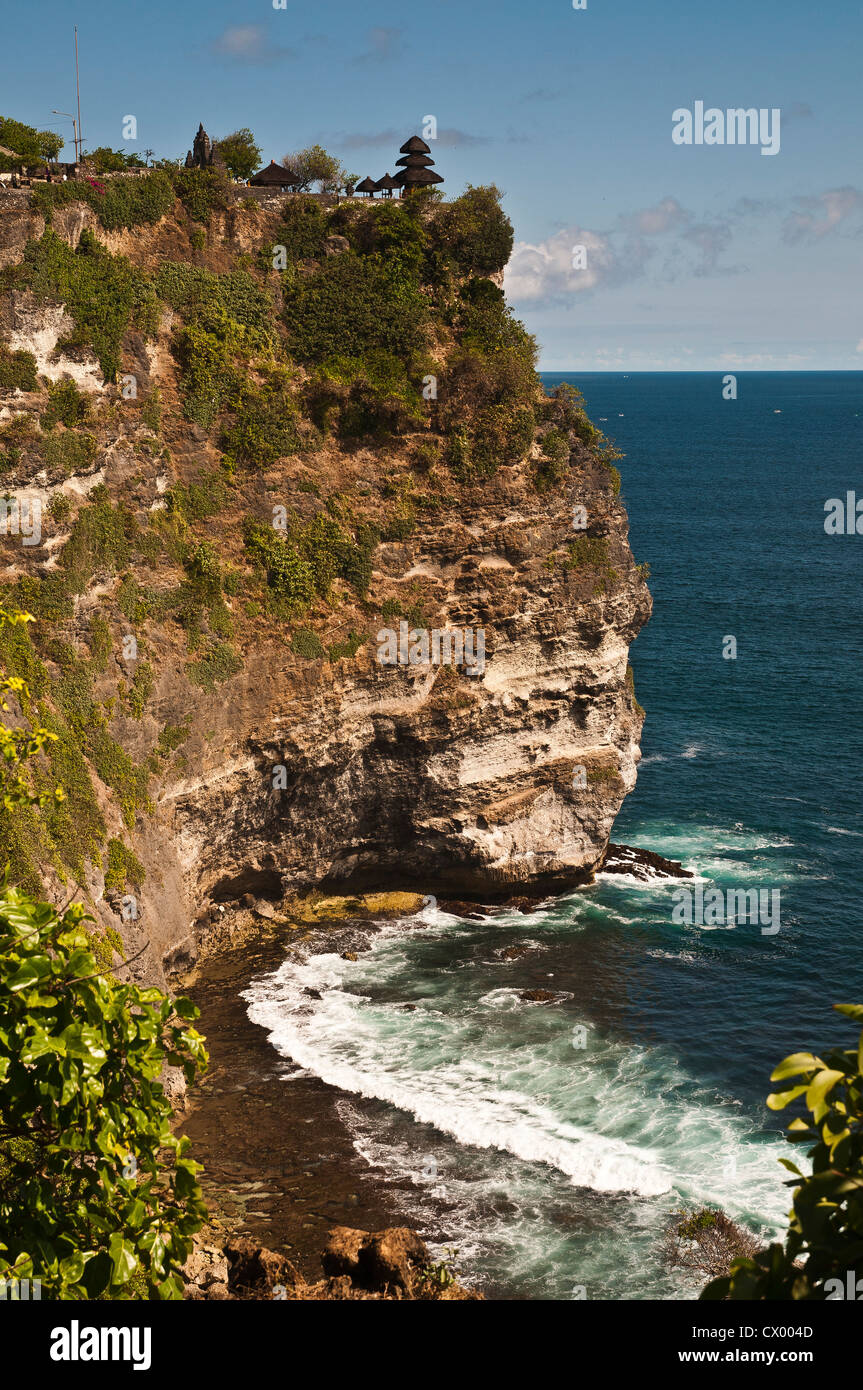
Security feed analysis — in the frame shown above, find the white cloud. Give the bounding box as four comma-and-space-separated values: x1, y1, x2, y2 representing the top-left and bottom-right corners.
619, 196, 689, 237
504, 227, 615, 303
353, 27, 404, 64
210, 25, 295, 64
782, 187, 863, 243
504, 197, 733, 304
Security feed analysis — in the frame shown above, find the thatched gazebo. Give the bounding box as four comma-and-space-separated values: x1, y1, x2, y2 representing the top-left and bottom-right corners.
355, 176, 378, 197
249, 161, 302, 190
395, 136, 443, 196
400, 135, 432, 155
373, 173, 399, 199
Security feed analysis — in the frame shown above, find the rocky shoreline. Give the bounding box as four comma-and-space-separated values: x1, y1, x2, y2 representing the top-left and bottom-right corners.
174, 893, 470, 1299
174, 850, 691, 1300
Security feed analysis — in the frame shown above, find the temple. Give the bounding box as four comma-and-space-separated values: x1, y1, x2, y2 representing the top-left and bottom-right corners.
184, 124, 226, 172
393, 135, 443, 194
355, 135, 444, 198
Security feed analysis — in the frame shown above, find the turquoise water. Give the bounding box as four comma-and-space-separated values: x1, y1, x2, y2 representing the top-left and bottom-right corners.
247, 371, 863, 1299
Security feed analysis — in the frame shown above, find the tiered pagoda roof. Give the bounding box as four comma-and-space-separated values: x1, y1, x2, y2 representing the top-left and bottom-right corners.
353, 134, 444, 198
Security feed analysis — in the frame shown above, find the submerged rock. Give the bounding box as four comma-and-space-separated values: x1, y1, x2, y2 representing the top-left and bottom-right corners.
601, 842, 693, 882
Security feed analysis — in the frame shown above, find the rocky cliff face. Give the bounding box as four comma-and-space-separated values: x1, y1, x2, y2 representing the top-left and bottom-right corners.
172, 454, 649, 907
0, 181, 650, 986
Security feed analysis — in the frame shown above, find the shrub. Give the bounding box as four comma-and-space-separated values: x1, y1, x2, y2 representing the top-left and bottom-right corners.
283, 250, 429, 366
543, 384, 622, 478
664, 1208, 762, 1282
434, 185, 514, 277
104, 835, 145, 892
19, 230, 159, 381
336, 199, 428, 275
269, 196, 329, 263
174, 322, 240, 428
702, 1003, 863, 1301
156, 722, 190, 758
124, 660, 154, 718
171, 168, 230, 224
436, 306, 539, 482
58, 485, 139, 595
154, 263, 274, 346
187, 639, 243, 692
0, 346, 38, 393
307, 352, 425, 440
221, 385, 301, 467
41, 378, 91, 430
291, 627, 324, 660
245, 512, 378, 610
165, 471, 229, 523
0, 888, 207, 1299
141, 387, 161, 434
533, 427, 571, 491
42, 430, 98, 476
30, 171, 174, 232
327, 630, 365, 661
564, 536, 613, 574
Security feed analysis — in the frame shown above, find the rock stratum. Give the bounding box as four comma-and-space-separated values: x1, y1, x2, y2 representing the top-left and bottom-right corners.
0, 173, 651, 987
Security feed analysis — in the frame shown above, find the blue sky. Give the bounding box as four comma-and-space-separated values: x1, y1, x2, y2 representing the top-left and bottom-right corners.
4, 0, 861, 368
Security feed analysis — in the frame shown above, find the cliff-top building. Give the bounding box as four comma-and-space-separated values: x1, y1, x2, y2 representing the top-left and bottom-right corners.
249, 160, 302, 191
357, 134, 443, 199
184, 124, 226, 172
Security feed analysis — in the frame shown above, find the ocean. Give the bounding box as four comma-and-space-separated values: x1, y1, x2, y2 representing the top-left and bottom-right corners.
245, 371, 863, 1300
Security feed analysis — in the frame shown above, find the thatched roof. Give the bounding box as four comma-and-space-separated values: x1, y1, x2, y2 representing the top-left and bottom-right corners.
395, 153, 434, 168
0, 144, 20, 159
249, 161, 301, 187
399, 135, 431, 154
374, 173, 399, 190
395, 168, 444, 187
355, 176, 378, 193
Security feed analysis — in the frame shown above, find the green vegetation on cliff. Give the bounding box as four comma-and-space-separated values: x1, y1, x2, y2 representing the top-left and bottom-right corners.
0, 178, 626, 891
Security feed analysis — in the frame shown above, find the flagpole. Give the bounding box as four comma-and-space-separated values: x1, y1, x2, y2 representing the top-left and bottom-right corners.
74, 26, 82, 161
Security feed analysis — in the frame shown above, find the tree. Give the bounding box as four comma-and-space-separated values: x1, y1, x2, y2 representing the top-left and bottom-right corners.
0, 890, 208, 1298
215, 128, 262, 183
436, 185, 514, 276
0, 604, 208, 1298
0, 116, 64, 166
37, 131, 64, 162
282, 144, 354, 194
82, 147, 146, 174
702, 1003, 863, 1300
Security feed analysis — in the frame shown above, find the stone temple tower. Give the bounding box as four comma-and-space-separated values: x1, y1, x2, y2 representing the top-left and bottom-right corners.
184, 124, 225, 171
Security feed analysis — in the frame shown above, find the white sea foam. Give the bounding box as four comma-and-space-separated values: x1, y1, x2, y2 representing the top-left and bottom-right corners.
244, 920, 790, 1228
247, 964, 672, 1197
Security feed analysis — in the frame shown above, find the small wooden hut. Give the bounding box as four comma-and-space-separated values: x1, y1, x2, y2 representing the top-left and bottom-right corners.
249, 161, 302, 190
355, 176, 378, 197
373, 173, 399, 199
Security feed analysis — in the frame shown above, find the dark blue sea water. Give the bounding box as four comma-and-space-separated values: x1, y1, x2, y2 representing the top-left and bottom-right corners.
548, 370, 863, 1081
248, 372, 863, 1299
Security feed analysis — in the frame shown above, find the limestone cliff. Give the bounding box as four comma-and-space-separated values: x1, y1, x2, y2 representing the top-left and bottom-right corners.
0, 174, 650, 986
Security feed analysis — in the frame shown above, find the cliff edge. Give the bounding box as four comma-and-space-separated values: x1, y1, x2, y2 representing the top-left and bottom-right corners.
0, 171, 651, 984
